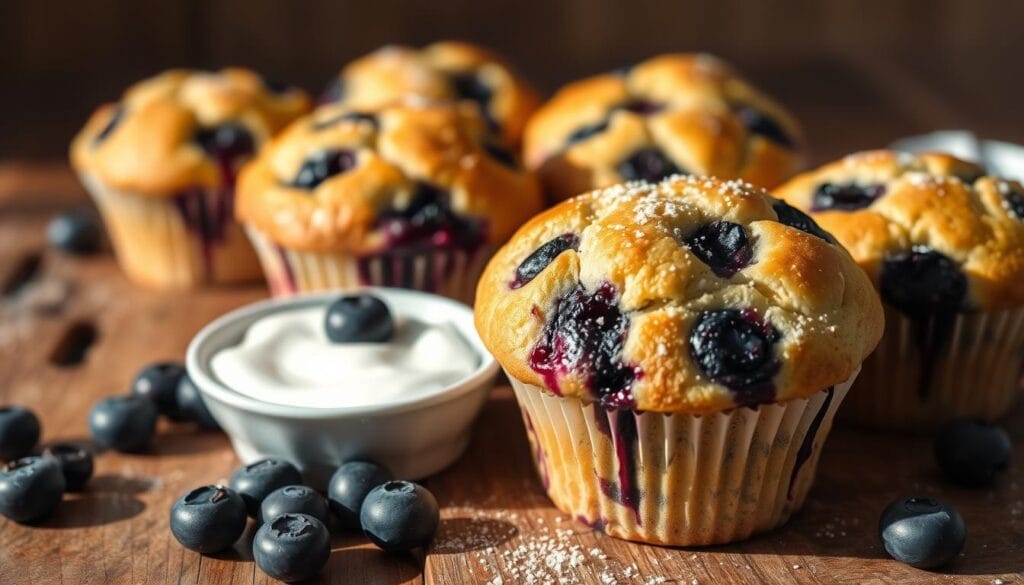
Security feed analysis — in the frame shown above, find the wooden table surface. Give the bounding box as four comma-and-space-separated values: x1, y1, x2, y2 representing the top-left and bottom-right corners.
1, 54, 1023, 585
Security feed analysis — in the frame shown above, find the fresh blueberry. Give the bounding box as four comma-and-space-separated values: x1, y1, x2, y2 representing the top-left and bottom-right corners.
736, 107, 795, 148
88, 395, 157, 453
175, 374, 220, 430
810, 182, 886, 212
169, 485, 247, 553
327, 460, 393, 530
94, 106, 124, 144
360, 480, 440, 553
1002, 188, 1024, 221
132, 362, 187, 420
41, 443, 93, 492
617, 148, 682, 183
683, 221, 753, 277
528, 283, 640, 408
254, 513, 331, 582
290, 149, 358, 189
510, 233, 579, 289
879, 496, 966, 569
0, 406, 41, 461
193, 124, 255, 160
229, 458, 303, 517
770, 199, 836, 243
260, 485, 330, 525
688, 309, 780, 406
565, 120, 609, 147
880, 247, 967, 316
0, 456, 65, 523
324, 294, 395, 343
47, 210, 103, 255
934, 419, 1011, 488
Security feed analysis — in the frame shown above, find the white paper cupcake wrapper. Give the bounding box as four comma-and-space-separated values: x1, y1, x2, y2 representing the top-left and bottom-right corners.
81, 174, 260, 288
842, 304, 1024, 430
245, 226, 491, 305
509, 371, 856, 546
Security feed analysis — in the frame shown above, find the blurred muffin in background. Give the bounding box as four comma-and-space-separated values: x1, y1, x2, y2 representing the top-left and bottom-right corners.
321, 41, 540, 147
236, 100, 542, 303
524, 53, 804, 203
774, 150, 1024, 430
70, 68, 310, 289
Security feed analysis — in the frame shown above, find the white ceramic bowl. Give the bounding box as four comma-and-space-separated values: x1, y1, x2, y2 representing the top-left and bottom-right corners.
186, 288, 497, 487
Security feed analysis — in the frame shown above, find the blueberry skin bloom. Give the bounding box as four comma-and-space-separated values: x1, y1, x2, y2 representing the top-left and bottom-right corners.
360, 480, 440, 553
170, 485, 247, 553
254, 513, 331, 583
879, 497, 966, 569
260, 485, 330, 525
229, 459, 303, 517
42, 443, 94, 492
327, 460, 393, 530
0, 456, 66, 523
88, 396, 158, 453
131, 362, 187, 420
934, 419, 1012, 488
0, 406, 41, 461
324, 294, 395, 343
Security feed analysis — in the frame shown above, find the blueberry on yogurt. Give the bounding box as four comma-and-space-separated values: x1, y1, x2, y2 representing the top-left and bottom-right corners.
324, 294, 395, 343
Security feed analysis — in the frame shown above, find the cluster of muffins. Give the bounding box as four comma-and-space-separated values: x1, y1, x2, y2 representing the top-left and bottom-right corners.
71, 43, 1024, 548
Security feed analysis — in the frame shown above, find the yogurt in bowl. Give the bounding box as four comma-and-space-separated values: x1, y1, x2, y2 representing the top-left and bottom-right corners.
186, 289, 497, 486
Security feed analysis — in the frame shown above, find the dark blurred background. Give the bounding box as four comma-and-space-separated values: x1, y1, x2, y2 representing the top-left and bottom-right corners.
2, 0, 1022, 162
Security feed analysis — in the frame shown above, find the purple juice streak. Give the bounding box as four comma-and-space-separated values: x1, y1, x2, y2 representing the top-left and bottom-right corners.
522, 412, 549, 489
527, 282, 641, 407
273, 244, 298, 295
576, 514, 609, 533
787, 386, 835, 499
596, 409, 641, 523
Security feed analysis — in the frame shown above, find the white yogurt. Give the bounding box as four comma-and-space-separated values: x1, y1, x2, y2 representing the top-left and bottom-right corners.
210, 305, 479, 408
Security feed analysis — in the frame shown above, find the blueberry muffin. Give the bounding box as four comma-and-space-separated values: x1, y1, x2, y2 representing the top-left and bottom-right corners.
474, 176, 883, 545
237, 100, 543, 302
523, 53, 804, 203
774, 150, 1024, 429
70, 69, 310, 288
322, 41, 540, 147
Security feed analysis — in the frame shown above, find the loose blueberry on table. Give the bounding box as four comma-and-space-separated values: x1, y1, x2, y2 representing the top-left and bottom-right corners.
328, 460, 393, 530
0, 405, 41, 461
879, 496, 966, 569
88, 395, 157, 453
0, 456, 66, 523
810, 182, 886, 212
132, 362, 188, 420
175, 373, 221, 430
254, 513, 332, 583
360, 480, 440, 553
170, 485, 248, 554
324, 294, 395, 343
260, 485, 330, 526
683, 220, 754, 278
47, 210, 103, 255
934, 419, 1011, 488
41, 443, 94, 492
229, 458, 303, 517
688, 309, 781, 406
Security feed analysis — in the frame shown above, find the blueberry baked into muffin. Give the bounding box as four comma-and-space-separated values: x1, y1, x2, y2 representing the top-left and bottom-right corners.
774, 150, 1024, 430
523, 53, 803, 203
322, 41, 540, 147
237, 100, 543, 302
70, 69, 310, 288
474, 176, 883, 545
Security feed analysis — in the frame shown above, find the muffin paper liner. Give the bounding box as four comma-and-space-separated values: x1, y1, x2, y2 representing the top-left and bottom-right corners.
82, 174, 261, 288
245, 226, 491, 305
508, 371, 857, 546
841, 304, 1024, 431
